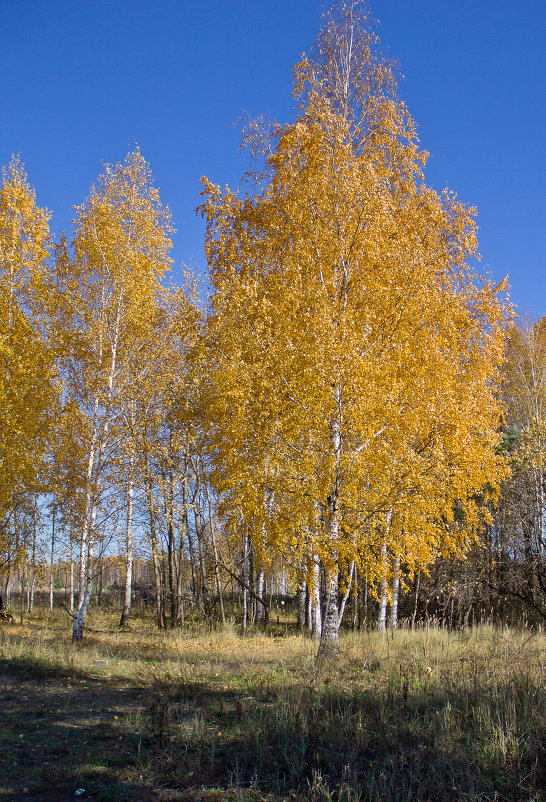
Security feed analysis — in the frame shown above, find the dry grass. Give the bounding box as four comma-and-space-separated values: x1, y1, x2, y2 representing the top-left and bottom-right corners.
0, 608, 544, 801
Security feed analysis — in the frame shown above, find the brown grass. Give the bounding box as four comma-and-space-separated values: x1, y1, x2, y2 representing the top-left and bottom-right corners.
0, 608, 544, 801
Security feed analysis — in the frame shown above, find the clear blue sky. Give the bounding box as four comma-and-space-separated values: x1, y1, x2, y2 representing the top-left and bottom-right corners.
1, 1, 544, 316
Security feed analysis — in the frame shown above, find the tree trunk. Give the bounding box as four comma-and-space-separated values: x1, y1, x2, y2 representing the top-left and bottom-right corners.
306, 585, 312, 630
161, 460, 177, 627
255, 569, 266, 623
378, 511, 393, 633
412, 569, 421, 629
175, 477, 189, 627
49, 508, 56, 611
241, 533, 249, 632
296, 579, 307, 630
73, 534, 94, 641
73, 577, 93, 641
120, 470, 135, 626
352, 564, 359, 630
167, 516, 176, 627
318, 566, 340, 657
390, 556, 401, 631
318, 386, 343, 657
73, 391, 106, 641
194, 509, 210, 615
19, 566, 25, 625
202, 460, 226, 625
69, 549, 74, 612
144, 451, 165, 629
28, 500, 37, 613
310, 559, 322, 639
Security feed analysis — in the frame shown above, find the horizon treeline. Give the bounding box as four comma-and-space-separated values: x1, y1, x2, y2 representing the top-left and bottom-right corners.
0, 2, 544, 652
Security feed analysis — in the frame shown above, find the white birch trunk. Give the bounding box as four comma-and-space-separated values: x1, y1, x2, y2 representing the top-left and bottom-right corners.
73, 290, 121, 641
241, 533, 249, 632
255, 569, 265, 623
201, 459, 226, 624
120, 467, 135, 626
310, 558, 322, 639
378, 510, 393, 633
319, 566, 340, 657
318, 387, 343, 657
378, 546, 389, 633
49, 509, 56, 612
296, 579, 307, 630
69, 557, 74, 612
390, 556, 401, 631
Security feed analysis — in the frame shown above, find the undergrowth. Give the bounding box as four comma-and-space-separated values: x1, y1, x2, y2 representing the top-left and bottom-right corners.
0, 609, 544, 801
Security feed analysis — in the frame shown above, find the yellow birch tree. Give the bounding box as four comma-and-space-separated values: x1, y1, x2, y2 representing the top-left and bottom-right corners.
0, 158, 58, 565
201, 1, 509, 654
53, 149, 175, 640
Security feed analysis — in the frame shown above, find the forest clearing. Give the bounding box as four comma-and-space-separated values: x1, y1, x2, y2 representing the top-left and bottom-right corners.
0, 606, 544, 802
1, 1, 545, 799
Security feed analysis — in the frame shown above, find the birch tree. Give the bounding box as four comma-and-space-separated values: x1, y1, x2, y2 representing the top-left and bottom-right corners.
55, 149, 174, 641
201, 1, 509, 655
0, 158, 58, 563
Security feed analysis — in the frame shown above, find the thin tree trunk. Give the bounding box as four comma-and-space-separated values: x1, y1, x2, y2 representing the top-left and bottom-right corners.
317, 385, 343, 657
241, 533, 249, 633
161, 459, 177, 627
120, 468, 135, 626
73, 392, 108, 640
144, 451, 165, 629
311, 558, 322, 639
201, 459, 225, 624
49, 508, 56, 611
73, 535, 95, 641
73, 399, 99, 641
194, 508, 209, 614
352, 564, 359, 630
167, 516, 176, 627
19, 564, 25, 625
255, 569, 265, 623
412, 569, 421, 629
190, 459, 208, 609
27, 499, 37, 613
390, 555, 401, 631
378, 510, 393, 633
185, 510, 197, 604
364, 566, 368, 626
175, 473, 189, 627
73, 286, 122, 641
69, 539, 74, 612
297, 579, 307, 630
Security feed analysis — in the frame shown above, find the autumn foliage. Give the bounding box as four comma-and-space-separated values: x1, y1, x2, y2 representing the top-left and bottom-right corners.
0, 3, 526, 651
201, 3, 510, 652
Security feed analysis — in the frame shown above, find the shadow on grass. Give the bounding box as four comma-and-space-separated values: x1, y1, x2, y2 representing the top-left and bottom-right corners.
0, 656, 154, 801
1, 652, 544, 802
130, 675, 545, 802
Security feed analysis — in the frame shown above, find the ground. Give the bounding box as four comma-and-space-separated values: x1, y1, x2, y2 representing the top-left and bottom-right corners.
0, 609, 544, 801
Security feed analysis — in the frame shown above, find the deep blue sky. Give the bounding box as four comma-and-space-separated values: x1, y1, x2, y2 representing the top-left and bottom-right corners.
1, 1, 544, 315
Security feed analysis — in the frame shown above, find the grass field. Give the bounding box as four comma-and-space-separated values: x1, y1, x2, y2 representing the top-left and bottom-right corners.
0, 609, 544, 801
